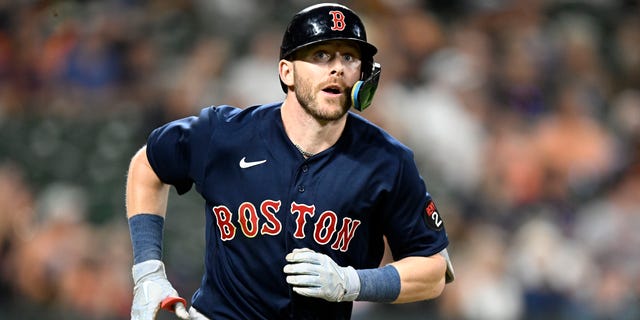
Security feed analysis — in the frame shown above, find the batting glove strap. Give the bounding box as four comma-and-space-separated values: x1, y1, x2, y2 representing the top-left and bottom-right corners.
284, 248, 360, 302
341, 266, 360, 302
131, 260, 188, 320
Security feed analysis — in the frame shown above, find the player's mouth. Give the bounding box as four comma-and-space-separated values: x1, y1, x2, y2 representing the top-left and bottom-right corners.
321, 84, 343, 96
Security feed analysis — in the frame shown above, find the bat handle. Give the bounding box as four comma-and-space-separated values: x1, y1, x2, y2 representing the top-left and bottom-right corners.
160, 296, 187, 312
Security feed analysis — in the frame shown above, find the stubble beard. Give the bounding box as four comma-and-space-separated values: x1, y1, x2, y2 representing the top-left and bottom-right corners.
294, 74, 351, 122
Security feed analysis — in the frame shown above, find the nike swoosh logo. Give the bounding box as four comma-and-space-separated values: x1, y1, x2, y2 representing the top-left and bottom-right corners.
239, 157, 267, 169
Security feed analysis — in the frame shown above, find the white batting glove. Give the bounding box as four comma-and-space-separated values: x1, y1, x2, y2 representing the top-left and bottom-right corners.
131, 260, 189, 320
283, 248, 360, 302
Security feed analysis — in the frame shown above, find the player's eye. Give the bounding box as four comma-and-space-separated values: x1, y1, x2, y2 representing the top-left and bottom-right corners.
313, 51, 331, 62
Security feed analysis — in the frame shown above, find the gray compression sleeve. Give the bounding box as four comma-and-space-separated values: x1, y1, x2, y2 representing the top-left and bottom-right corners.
356, 265, 401, 302
128, 214, 164, 264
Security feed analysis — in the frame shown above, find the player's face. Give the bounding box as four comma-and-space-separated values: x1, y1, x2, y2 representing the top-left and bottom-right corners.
292, 40, 362, 121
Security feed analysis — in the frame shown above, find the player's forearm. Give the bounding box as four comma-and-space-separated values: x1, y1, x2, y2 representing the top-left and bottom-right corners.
390, 255, 447, 303
126, 146, 170, 218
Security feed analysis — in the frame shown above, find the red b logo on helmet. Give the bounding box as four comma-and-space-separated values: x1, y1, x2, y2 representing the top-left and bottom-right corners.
329, 10, 346, 31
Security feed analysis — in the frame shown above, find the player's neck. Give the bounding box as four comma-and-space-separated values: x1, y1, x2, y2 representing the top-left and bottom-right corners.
280, 99, 346, 156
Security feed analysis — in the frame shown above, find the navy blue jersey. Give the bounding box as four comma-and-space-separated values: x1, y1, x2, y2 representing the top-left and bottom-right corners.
146, 103, 449, 319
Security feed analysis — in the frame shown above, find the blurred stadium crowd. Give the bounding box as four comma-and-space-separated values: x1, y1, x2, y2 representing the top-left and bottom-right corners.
0, 0, 639, 319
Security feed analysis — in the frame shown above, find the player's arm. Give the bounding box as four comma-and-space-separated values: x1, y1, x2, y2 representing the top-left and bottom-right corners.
126, 146, 170, 218
126, 146, 189, 320
389, 254, 447, 303
284, 248, 452, 304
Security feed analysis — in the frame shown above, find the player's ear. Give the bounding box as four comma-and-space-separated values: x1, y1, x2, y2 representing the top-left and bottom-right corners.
279, 59, 294, 90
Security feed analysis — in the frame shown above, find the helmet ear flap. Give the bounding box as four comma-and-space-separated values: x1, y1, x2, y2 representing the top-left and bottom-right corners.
360, 56, 374, 80
351, 62, 381, 112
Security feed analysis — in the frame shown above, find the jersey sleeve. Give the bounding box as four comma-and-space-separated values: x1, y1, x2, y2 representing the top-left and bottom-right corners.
381, 151, 449, 261
145, 107, 215, 194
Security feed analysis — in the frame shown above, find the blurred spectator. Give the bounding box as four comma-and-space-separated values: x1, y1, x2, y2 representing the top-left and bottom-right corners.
611, 14, 640, 90
489, 0, 550, 119
61, 18, 122, 99
10, 183, 130, 319
395, 47, 486, 195
389, 5, 444, 87
162, 36, 231, 119
609, 89, 640, 147
532, 82, 619, 200
481, 110, 545, 210
509, 215, 595, 318
224, 27, 285, 107
445, 224, 523, 320
573, 159, 640, 318
0, 162, 35, 301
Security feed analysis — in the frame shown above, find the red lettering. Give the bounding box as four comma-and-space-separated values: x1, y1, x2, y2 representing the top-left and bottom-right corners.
212, 205, 236, 241
426, 201, 437, 216
331, 217, 361, 252
238, 202, 259, 238
260, 200, 282, 236
314, 211, 337, 245
212, 201, 361, 251
291, 202, 315, 239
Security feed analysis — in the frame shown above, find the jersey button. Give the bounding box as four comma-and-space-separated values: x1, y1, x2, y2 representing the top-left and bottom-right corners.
302, 165, 309, 173
298, 185, 305, 193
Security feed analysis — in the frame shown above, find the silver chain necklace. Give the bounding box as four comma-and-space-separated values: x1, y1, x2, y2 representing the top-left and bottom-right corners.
294, 144, 315, 158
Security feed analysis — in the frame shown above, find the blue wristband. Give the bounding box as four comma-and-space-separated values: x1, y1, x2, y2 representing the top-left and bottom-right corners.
356, 265, 401, 302
128, 214, 164, 264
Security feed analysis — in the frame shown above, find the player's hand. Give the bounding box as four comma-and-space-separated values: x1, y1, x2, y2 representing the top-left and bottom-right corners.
283, 248, 360, 302
131, 259, 189, 320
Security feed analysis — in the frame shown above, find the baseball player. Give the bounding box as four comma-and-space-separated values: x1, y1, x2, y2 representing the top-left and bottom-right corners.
126, 3, 454, 319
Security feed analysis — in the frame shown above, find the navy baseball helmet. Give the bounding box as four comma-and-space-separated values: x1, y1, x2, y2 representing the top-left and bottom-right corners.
279, 3, 378, 92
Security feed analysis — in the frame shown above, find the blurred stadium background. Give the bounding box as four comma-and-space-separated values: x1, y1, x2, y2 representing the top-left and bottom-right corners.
0, 0, 639, 319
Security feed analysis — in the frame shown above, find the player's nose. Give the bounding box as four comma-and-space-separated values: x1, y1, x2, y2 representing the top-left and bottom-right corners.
329, 56, 345, 77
